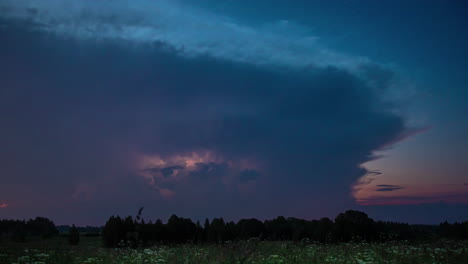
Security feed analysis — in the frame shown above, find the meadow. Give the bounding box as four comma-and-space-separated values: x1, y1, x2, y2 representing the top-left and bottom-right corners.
1, 237, 467, 264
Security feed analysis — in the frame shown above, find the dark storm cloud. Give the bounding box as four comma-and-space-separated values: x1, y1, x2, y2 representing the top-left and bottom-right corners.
160, 166, 185, 178
239, 170, 260, 183
144, 166, 185, 178
0, 14, 408, 224
190, 163, 229, 180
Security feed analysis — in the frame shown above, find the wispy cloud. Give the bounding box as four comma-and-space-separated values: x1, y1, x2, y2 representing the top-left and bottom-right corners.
375, 184, 404, 192
0, 202, 8, 208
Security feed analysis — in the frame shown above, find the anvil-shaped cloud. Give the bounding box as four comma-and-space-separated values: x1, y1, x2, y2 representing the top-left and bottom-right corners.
0, 0, 369, 70
0, 0, 412, 223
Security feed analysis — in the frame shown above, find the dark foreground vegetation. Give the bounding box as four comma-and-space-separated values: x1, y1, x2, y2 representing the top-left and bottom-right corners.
1, 237, 467, 264
1, 210, 467, 263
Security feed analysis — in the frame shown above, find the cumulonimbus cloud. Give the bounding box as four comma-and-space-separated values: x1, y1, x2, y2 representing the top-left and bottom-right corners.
0, 0, 415, 222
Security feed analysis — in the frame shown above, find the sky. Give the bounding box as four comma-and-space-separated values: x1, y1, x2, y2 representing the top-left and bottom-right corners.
0, 0, 467, 225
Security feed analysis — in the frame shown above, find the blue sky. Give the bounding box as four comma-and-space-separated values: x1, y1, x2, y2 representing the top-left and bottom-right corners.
0, 0, 467, 225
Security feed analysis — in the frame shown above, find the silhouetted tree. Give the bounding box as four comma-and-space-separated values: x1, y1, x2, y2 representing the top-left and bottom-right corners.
237, 218, 264, 239
204, 218, 213, 243
211, 218, 227, 244
194, 220, 204, 244
68, 224, 80, 245
334, 210, 376, 242
166, 214, 196, 243
102, 216, 134, 247
225, 221, 237, 241
439, 221, 468, 240
265, 216, 291, 240
26, 217, 58, 238
314, 218, 333, 242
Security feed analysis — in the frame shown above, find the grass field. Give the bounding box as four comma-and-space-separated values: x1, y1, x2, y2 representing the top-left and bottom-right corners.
1, 237, 467, 264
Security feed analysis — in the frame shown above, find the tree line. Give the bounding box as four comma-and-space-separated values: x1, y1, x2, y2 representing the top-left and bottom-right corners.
0, 217, 58, 242
101, 210, 468, 247
1, 210, 467, 246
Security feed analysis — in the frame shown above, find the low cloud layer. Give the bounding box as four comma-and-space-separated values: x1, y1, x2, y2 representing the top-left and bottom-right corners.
0, 1, 413, 224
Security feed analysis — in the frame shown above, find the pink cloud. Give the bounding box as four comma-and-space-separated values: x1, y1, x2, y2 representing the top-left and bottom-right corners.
0, 202, 8, 208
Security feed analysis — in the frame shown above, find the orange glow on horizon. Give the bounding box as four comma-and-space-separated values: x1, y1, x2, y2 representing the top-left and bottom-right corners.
353, 152, 468, 206
353, 180, 468, 206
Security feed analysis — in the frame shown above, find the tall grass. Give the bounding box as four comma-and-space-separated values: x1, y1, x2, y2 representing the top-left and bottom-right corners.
1, 237, 467, 264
